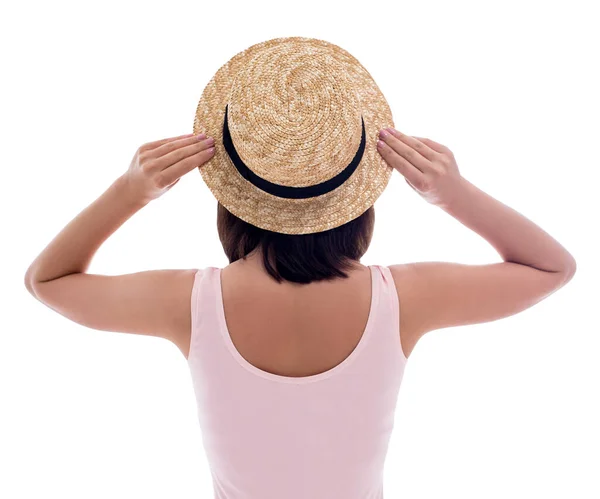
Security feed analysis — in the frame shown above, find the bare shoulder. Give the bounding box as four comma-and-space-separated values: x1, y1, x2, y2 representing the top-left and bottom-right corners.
388, 261, 575, 358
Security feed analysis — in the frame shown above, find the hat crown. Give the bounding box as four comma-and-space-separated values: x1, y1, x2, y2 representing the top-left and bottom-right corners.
226, 42, 364, 188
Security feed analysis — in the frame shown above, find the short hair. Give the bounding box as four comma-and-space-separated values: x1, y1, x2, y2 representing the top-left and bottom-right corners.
217, 201, 375, 284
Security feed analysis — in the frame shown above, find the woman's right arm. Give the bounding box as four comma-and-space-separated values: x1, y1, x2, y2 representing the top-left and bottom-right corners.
438, 176, 576, 274
376, 128, 576, 358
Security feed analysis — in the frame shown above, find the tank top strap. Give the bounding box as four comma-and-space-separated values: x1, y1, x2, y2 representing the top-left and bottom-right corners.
188, 266, 227, 368
371, 264, 408, 363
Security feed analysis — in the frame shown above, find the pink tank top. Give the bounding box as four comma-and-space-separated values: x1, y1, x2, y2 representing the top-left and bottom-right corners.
187, 264, 408, 499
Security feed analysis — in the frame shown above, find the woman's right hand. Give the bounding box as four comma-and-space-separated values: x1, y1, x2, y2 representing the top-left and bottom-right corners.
377, 127, 465, 208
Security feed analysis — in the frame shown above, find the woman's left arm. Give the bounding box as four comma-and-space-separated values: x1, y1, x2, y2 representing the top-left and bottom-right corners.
24, 132, 215, 355
25, 175, 148, 286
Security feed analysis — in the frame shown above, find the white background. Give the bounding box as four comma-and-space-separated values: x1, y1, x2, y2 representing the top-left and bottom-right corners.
2, 0, 598, 497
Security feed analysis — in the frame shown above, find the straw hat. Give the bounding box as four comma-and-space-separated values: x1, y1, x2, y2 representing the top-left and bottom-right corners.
193, 36, 394, 235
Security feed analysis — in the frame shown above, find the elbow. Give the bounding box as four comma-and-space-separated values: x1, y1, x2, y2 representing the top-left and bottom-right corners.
24, 269, 37, 297
567, 253, 577, 275
560, 257, 577, 284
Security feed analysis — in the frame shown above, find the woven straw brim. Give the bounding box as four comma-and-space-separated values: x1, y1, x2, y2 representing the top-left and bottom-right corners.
193, 36, 394, 235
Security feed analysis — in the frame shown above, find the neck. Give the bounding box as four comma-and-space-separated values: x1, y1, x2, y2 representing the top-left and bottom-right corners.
237, 248, 365, 273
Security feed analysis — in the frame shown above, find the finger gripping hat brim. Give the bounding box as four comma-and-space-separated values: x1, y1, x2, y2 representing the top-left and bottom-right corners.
193, 36, 394, 235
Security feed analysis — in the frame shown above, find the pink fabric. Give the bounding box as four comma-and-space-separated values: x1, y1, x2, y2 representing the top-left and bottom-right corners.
187, 264, 408, 499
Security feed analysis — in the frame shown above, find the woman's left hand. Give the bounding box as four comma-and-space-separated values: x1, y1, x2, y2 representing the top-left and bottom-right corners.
121, 132, 215, 204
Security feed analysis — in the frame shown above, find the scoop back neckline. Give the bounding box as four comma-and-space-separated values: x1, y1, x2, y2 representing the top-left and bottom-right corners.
215, 264, 379, 384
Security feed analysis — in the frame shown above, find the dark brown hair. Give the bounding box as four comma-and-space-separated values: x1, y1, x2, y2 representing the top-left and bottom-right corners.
217, 202, 375, 284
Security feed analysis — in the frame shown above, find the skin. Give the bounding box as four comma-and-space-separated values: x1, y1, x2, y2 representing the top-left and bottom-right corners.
24, 132, 216, 356
24, 127, 577, 364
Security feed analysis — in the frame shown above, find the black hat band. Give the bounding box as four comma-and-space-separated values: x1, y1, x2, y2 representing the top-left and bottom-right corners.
222, 104, 366, 200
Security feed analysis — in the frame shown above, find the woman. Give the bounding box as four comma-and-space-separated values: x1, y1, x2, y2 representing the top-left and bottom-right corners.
24, 37, 576, 498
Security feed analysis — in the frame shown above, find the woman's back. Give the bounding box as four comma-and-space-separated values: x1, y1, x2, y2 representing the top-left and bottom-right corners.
207, 253, 402, 377
186, 261, 407, 499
